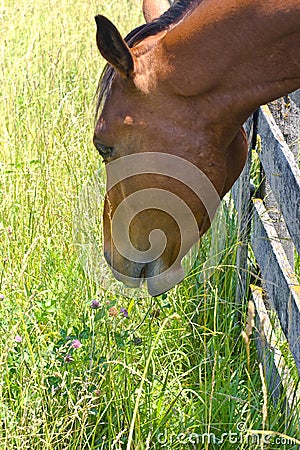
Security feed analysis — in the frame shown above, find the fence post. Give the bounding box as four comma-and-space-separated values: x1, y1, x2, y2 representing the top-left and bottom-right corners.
232, 117, 255, 308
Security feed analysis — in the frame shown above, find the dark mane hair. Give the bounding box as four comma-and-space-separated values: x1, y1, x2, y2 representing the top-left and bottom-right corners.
96, 0, 197, 117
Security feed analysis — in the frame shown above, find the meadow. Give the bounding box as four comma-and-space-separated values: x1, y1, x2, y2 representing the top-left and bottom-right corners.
0, 0, 299, 448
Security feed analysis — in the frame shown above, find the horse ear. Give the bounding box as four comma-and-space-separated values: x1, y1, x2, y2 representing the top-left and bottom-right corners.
143, 0, 171, 23
95, 15, 134, 78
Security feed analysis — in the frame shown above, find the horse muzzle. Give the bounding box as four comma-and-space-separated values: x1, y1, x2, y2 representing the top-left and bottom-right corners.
105, 250, 185, 296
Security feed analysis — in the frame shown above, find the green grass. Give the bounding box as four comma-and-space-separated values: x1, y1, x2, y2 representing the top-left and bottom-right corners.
0, 0, 299, 449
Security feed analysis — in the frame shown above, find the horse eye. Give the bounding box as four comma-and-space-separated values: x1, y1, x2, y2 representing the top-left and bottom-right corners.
94, 142, 113, 158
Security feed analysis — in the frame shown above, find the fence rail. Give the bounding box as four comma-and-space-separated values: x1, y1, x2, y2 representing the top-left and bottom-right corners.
257, 105, 300, 254
232, 91, 300, 408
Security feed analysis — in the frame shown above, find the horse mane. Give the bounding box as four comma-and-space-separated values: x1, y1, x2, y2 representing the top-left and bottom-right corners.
96, 0, 198, 117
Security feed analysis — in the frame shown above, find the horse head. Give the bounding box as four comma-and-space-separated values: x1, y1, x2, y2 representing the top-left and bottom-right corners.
93, 0, 253, 295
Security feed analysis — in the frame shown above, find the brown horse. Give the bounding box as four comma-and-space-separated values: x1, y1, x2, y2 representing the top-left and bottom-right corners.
93, 0, 300, 296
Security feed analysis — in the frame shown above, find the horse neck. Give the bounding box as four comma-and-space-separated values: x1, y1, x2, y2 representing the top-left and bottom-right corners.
161, 0, 300, 127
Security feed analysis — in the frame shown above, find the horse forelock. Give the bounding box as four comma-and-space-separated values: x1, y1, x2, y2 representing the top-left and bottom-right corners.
95, 0, 198, 118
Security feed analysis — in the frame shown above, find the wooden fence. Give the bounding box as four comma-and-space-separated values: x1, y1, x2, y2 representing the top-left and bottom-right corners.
232, 91, 300, 412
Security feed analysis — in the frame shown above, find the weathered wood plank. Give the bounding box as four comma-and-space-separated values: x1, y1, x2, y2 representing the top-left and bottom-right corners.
258, 105, 300, 255
231, 117, 254, 305
232, 113, 256, 207
232, 150, 252, 305
251, 199, 300, 373
290, 89, 300, 107
251, 285, 300, 417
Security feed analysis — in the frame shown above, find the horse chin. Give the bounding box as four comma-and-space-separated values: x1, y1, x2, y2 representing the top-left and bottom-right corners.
146, 263, 185, 297
111, 267, 145, 289
111, 260, 185, 297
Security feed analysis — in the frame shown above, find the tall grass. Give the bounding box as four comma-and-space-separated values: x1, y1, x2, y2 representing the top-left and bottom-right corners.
0, 0, 299, 448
